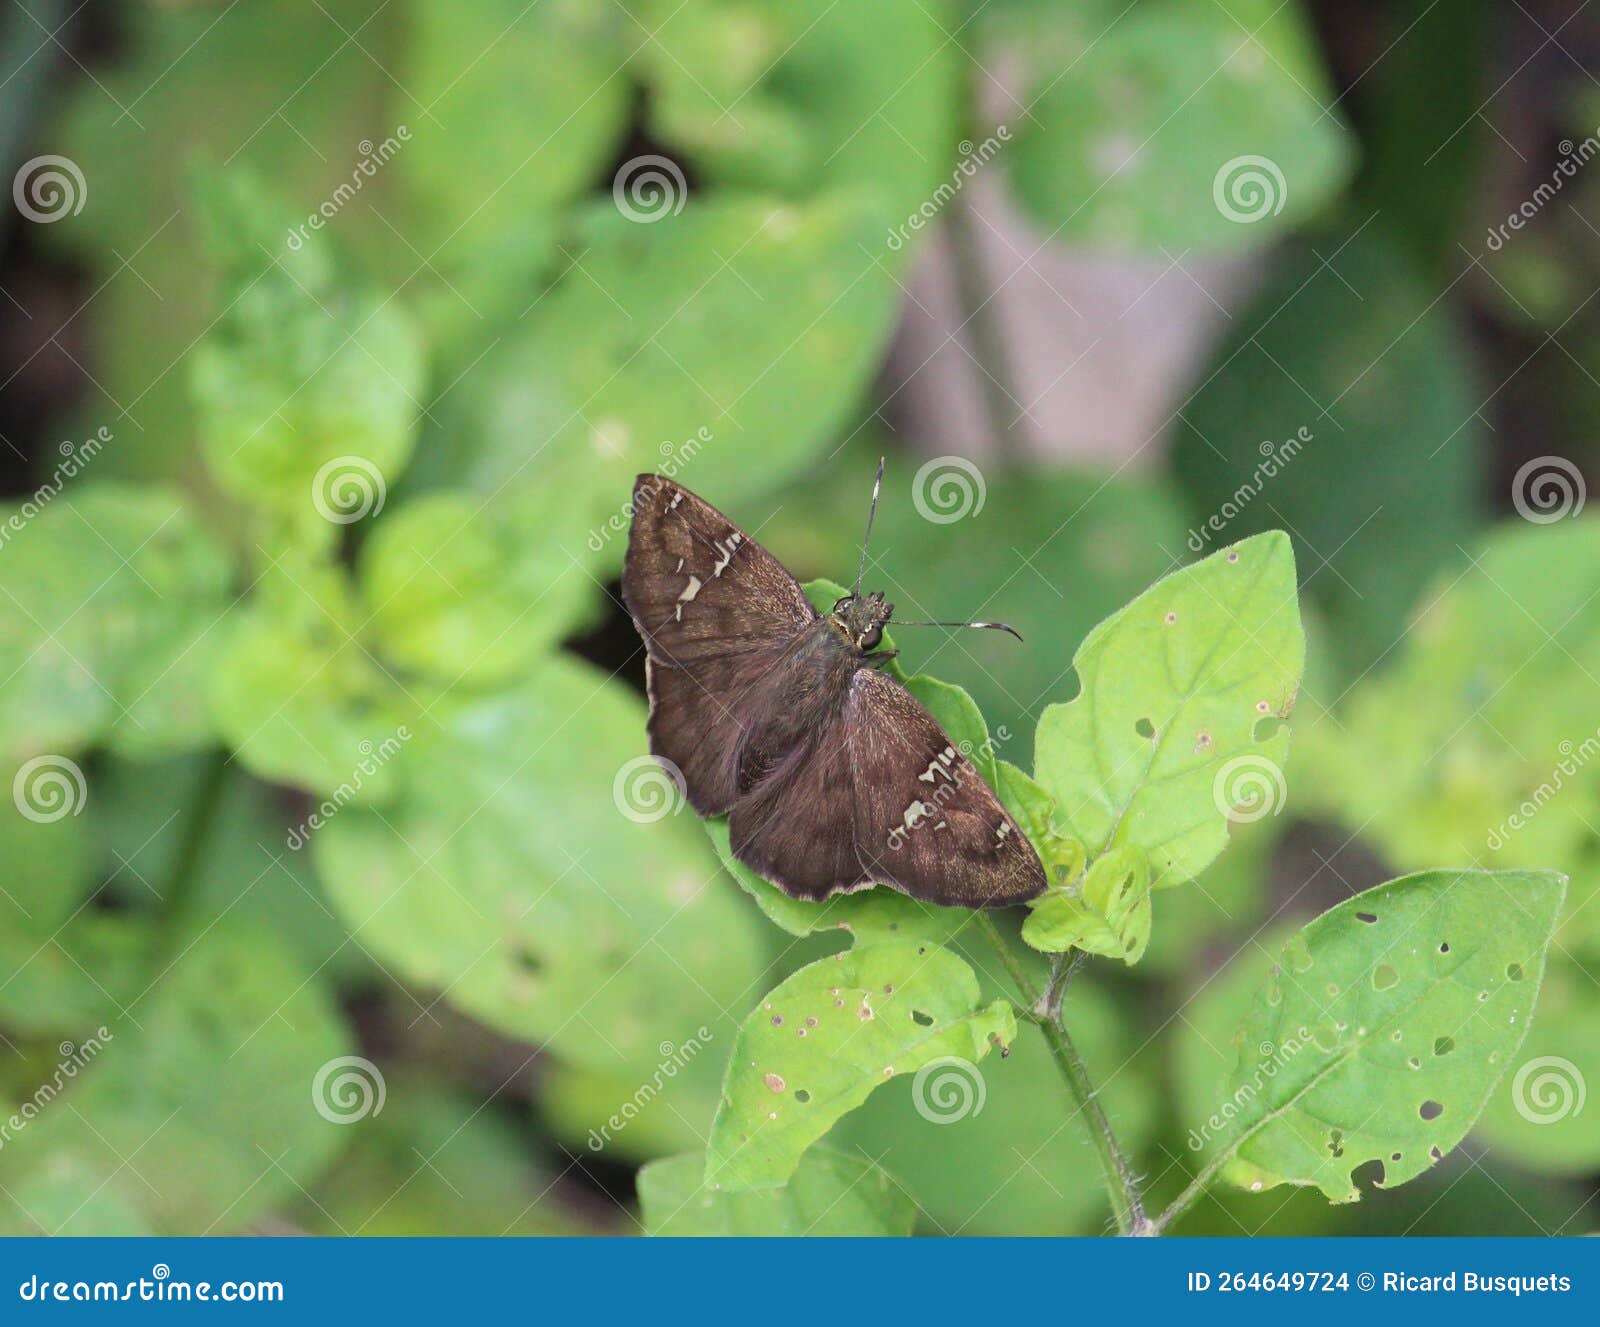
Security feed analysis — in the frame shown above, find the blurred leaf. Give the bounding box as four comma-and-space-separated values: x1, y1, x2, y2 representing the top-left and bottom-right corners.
1298, 518, 1600, 958
49, 0, 402, 478
0, 483, 233, 764
1213, 869, 1564, 1203
635, 0, 959, 237
1033, 532, 1304, 889
539, 1053, 725, 1165
1475, 956, 1600, 1175
398, 0, 629, 349
359, 491, 604, 690
432, 194, 900, 530
1140, 812, 1275, 976
1023, 844, 1152, 962
315, 656, 765, 1076
0, 1152, 154, 1237
706, 941, 1016, 1189
839, 973, 1161, 1234
640, 1147, 915, 1236
6, 923, 349, 1233
0, 915, 153, 1039
998, 0, 1355, 251
1172, 225, 1485, 677
189, 167, 425, 545
0, 792, 90, 935
210, 558, 411, 800
300, 1076, 587, 1235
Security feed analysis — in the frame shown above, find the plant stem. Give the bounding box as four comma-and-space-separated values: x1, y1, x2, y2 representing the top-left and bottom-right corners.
947, 190, 1027, 465
973, 921, 1151, 1235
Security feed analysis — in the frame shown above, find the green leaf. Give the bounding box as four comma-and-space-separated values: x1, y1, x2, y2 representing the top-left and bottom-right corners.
397, 0, 628, 348
1172, 226, 1485, 677
999, 0, 1355, 250
1033, 531, 1303, 889
1022, 844, 1152, 963
641, 1147, 915, 1236
706, 941, 1016, 1190
1211, 869, 1565, 1203
209, 557, 410, 800
1474, 956, 1600, 1176
634, 0, 958, 239
189, 167, 425, 542
705, 817, 968, 947
0, 1153, 154, 1237
5, 923, 350, 1233
315, 656, 765, 1076
358, 491, 603, 689
435, 195, 900, 523
0, 482, 233, 763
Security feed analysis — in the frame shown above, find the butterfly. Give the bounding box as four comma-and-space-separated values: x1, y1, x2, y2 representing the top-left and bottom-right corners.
620, 463, 1047, 908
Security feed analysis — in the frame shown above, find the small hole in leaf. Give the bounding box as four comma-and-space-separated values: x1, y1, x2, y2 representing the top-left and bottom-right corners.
513, 948, 543, 976
1506, 962, 1525, 981
1252, 715, 1283, 741
1430, 1146, 1443, 1161
1134, 717, 1155, 740
1327, 1129, 1344, 1157
1438, 942, 1450, 954
1391, 1152, 1402, 1162
1419, 1100, 1443, 1121
794, 1089, 811, 1104
1373, 964, 1399, 990
1407, 1056, 1422, 1069
911, 1009, 933, 1027
1434, 1036, 1455, 1056
1355, 912, 1377, 924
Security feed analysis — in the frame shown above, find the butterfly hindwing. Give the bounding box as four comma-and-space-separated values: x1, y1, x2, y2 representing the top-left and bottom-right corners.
847, 669, 1046, 907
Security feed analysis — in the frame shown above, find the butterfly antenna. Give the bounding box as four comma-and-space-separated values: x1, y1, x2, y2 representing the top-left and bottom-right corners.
854, 455, 886, 598
894, 619, 1024, 643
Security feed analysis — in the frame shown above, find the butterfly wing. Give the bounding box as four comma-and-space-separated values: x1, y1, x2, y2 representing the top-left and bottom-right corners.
846, 669, 1047, 907
622, 474, 818, 815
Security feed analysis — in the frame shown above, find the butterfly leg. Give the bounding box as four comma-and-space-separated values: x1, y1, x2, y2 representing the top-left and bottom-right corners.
863, 649, 899, 669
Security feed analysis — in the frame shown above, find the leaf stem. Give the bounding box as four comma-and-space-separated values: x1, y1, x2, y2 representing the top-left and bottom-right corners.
973, 921, 1151, 1235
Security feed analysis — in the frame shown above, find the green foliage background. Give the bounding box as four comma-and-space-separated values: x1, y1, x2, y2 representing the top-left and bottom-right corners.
0, 0, 1595, 1236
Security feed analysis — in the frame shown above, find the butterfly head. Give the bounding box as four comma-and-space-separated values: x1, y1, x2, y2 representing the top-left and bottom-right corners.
832, 590, 894, 652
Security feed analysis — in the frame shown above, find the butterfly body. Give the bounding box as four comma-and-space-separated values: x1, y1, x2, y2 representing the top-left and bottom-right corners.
622, 473, 1046, 909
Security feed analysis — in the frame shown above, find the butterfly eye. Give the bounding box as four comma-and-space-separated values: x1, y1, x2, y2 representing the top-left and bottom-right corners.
860, 625, 883, 651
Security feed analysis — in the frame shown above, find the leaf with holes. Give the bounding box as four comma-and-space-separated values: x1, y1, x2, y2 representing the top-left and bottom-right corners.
640, 1147, 916, 1236
1022, 844, 1152, 963
1033, 531, 1303, 889
1210, 868, 1565, 1203
706, 942, 1016, 1190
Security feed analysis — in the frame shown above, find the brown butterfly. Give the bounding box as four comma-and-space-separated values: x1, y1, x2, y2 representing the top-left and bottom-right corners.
620, 463, 1047, 908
